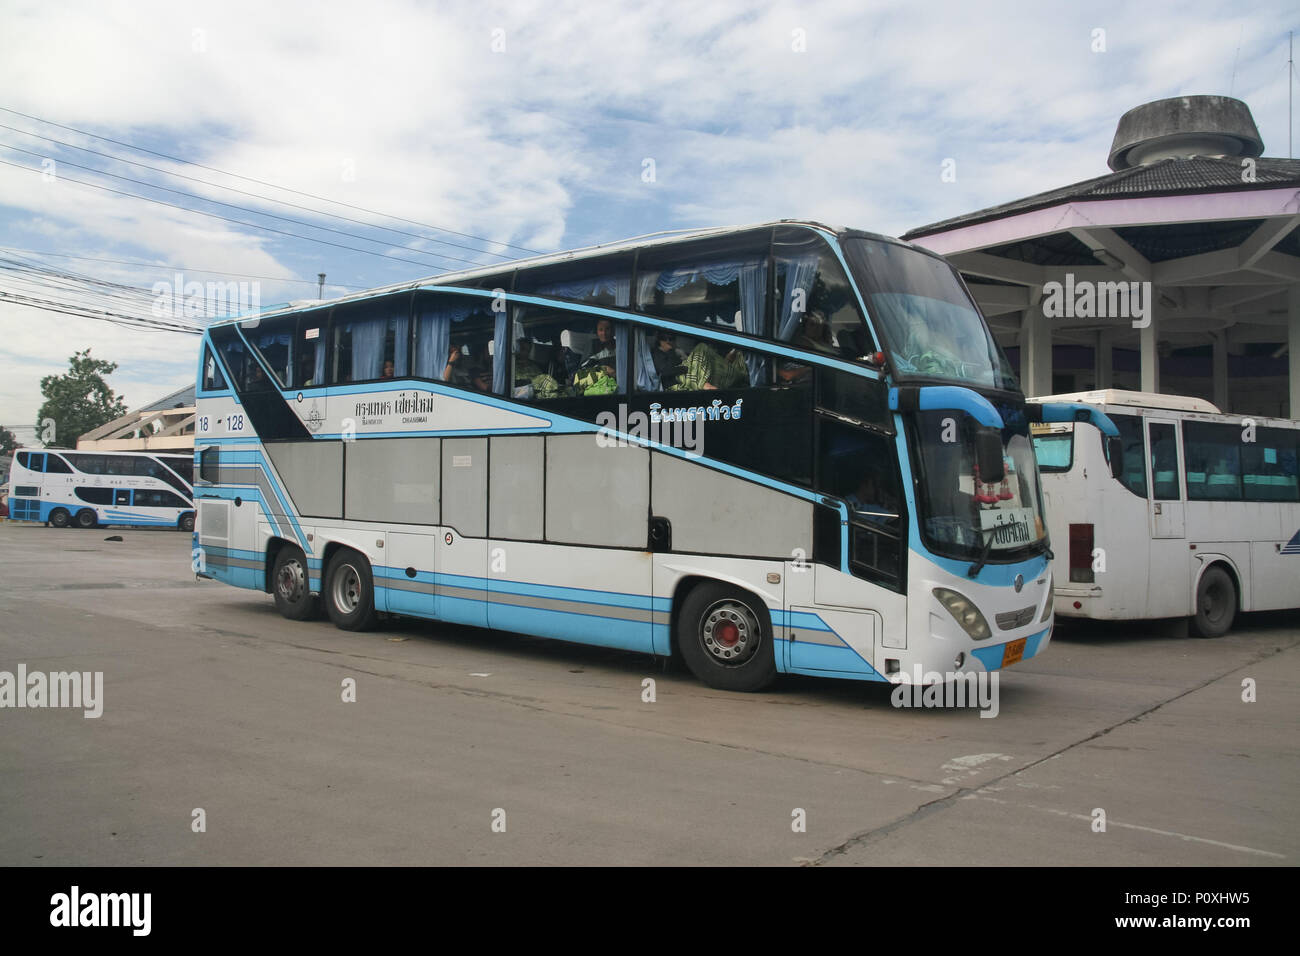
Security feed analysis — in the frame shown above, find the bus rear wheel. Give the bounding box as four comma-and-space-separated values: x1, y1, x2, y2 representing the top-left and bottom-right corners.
678, 583, 776, 692
1191, 566, 1236, 638
74, 509, 98, 530
179, 512, 195, 533
324, 548, 378, 632
48, 508, 71, 528
272, 546, 316, 621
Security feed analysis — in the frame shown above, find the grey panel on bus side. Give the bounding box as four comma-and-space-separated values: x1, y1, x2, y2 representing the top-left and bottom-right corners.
442, 437, 488, 537
346, 437, 440, 525
545, 434, 648, 548
651, 452, 812, 557
263, 440, 343, 518
489, 436, 544, 540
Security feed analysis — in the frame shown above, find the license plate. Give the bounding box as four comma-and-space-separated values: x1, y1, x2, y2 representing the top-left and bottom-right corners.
1002, 638, 1027, 667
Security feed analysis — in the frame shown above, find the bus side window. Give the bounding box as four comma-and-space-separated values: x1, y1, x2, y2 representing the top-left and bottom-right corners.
202, 347, 228, 391
1148, 422, 1181, 500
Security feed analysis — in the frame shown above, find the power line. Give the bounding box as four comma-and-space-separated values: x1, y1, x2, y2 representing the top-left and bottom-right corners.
0, 156, 481, 271
0, 141, 486, 269
0, 247, 367, 289
0, 105, 543, 256
0, 123, 519, 263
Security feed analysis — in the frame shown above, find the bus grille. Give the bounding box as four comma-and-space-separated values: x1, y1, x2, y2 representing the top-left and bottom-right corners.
995, 606, 1036, 630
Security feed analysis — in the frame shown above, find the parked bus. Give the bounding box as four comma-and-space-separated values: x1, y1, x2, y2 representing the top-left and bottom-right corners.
192, 220, 1118, 691
1030, 390, 1300, 637
6, 448, 195, 531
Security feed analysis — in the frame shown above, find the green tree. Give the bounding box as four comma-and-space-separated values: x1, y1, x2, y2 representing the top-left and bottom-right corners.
0, 426, 17, 455
35, 349, 128, 447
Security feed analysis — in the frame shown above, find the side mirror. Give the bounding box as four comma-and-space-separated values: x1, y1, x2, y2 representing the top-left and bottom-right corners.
974, 427, 1005, 484
1107, 435, 1124, 481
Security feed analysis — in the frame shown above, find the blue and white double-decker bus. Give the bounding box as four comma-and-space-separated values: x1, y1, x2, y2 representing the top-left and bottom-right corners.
192, 221, 1117, 692
7, 448, 195, 530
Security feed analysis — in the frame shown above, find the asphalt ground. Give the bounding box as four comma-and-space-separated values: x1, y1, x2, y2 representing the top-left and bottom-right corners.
1, 522, 1296, 866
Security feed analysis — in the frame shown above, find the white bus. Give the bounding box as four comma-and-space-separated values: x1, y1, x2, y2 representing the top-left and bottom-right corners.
1030, 390, 1300, 637
192, 220, 1119, 692
6, 448, 195, 531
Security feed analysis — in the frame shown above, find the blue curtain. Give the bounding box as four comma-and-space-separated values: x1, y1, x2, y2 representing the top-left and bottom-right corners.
492, 309, 509, 394
635, 329, 660, 391
777, 255, 819, 341
392, 310, 409, 377
414, 303, 451, 379
312, 336, 326, 386
738, 261, 766, 384
351, 318, 386, 381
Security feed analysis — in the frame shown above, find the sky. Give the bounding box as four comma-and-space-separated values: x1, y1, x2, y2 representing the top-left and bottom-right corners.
1, 0, 1297, 443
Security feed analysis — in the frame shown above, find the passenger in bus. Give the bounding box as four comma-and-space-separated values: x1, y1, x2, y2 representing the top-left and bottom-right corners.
382, 360, 395, 379
777, 311, 834, 383
572, 318, 618, 395
846, 471, 899, 526
513, 339, 561, 400
471, 365, 493, 393
652, 332, 686, 388
671, 341, 748, 391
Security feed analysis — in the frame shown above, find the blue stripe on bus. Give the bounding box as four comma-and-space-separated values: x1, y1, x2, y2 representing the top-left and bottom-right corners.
1283, 530, 1300, 555
777, 640, 887, 681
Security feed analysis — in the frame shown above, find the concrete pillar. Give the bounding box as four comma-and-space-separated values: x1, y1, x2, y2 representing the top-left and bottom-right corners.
1140, 302, 1160, 394
1095, 330, 1113, 390
1019, 307, 1053, 397
1290, 286, 1300, 419
1212, 331, 1229, 412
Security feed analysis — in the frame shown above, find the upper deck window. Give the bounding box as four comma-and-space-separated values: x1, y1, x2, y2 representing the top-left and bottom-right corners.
773, 226, 870, 361
635, 232, 770, 338
843, 236, 1017, 391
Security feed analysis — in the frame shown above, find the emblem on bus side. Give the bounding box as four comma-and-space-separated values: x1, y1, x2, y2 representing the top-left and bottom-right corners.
305, 400, 324, 433
1014, 574, 1024, 592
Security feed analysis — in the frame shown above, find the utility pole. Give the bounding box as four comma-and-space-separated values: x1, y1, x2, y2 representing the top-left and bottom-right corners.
318, 273, 326, 300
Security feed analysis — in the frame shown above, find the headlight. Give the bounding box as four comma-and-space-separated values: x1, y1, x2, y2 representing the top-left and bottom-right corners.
933, 587, 992, 641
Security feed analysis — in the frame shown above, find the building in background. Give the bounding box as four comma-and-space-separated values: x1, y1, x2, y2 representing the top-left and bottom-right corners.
904, 95, 1300, 417
75, 384, 195, 453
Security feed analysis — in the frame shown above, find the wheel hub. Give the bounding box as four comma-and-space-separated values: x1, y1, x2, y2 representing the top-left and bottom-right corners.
701, 602, 759, 665
277, 560, 305, 603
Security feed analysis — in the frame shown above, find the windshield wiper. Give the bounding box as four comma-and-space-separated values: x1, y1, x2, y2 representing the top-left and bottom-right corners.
968, 526, 995, 578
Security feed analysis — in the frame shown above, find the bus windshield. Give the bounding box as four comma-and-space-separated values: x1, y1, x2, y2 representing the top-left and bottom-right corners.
909, 409, 1048, 562
842, 237, 1017, 391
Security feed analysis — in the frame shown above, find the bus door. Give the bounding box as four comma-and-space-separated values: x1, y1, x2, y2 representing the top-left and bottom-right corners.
1145, 418, 1190, 616
1146, 419, 1185, 538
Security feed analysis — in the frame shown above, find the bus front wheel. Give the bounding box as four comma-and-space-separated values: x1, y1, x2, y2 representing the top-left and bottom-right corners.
49, 508, 71, 529
1191, 566, 1236, 638
74, 509, 98, 530
272, 546, 316, 621
678, 583, 776, 692
179, 512, 195, 533
324, 549, 378, 632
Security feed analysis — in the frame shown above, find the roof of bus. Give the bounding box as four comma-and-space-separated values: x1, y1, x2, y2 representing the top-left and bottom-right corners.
1030, 390, 1223, 414
209, 219, 913, 328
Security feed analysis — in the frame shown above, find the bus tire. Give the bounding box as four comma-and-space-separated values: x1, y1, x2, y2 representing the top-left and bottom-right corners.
74, 509, 98, 530
179, 512, 195, 533
324, 549, 378, 632
49, 508, 71, 529
272, 546, 316, 622
677, 583, 776, 692
1190, 566, 1236, 638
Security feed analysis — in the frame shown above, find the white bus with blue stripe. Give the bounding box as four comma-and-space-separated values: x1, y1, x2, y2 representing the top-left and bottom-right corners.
1031, 390, 1300, 637
6, 448, 195, 531
193, 221, 1112, 692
